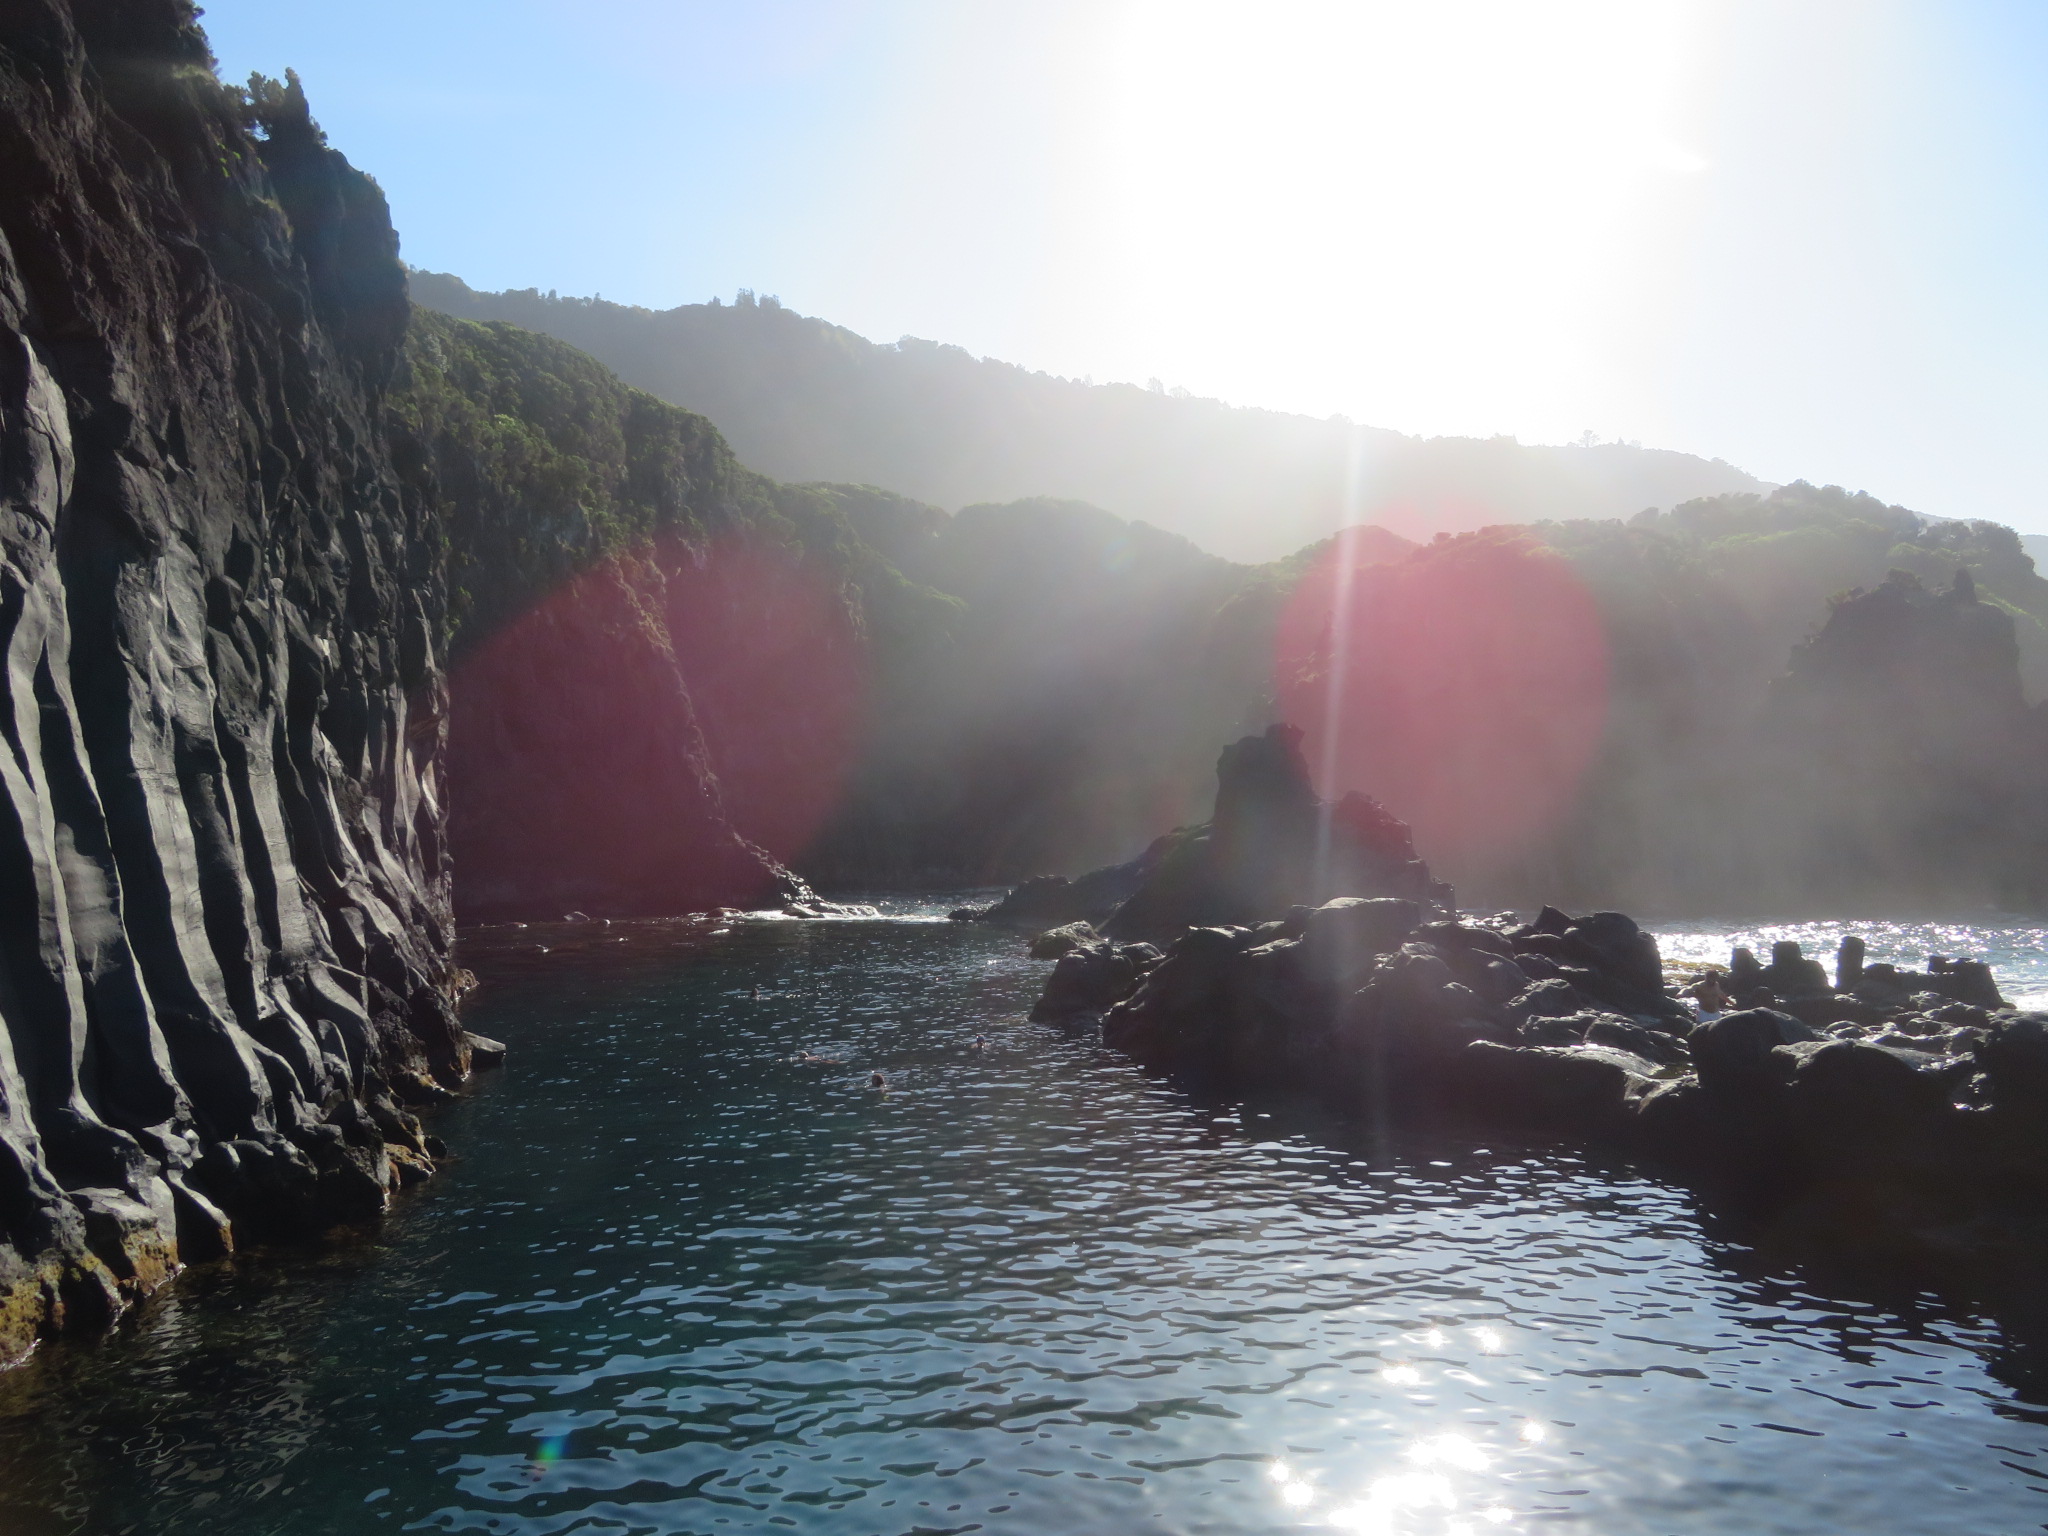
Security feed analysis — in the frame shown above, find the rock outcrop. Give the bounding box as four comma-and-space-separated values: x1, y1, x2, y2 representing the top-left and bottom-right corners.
1037, 892, 2048, 1234
0, 3, 470, 1361
1016, 733, 2048, 1238
961, 723, 1449, 936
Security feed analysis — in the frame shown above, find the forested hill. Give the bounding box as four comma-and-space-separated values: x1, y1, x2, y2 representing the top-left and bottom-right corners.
409, 270, 1769, 565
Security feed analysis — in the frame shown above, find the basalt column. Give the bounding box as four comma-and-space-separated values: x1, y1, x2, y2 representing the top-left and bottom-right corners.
0, 1, 467, 1360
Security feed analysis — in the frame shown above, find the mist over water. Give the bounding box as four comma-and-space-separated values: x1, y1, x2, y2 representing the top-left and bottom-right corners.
1, 905, 2046, 1535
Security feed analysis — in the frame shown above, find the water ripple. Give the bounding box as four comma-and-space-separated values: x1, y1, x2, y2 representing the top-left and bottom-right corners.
0, 903, 2043, 1534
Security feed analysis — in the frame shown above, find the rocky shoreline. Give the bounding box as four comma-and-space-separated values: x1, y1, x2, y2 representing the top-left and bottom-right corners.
1008, 728, 2048, 1249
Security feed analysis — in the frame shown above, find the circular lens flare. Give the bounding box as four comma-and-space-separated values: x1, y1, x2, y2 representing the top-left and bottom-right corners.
450, 534, 865, 917
1274, 526, 1610, 880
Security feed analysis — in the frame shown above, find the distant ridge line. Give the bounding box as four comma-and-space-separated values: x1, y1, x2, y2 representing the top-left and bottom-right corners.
411, 269, 1773, 563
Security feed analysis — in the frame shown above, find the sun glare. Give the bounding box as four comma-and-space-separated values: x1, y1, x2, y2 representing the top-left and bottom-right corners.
1093, 0, 1702, 444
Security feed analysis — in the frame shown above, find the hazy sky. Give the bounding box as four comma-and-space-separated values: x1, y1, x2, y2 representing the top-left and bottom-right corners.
200, 1, 2048, 532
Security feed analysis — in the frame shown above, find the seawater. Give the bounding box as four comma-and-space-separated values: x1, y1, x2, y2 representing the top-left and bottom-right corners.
1656, 917, 2048, 1008
1, 902, 2046, 1536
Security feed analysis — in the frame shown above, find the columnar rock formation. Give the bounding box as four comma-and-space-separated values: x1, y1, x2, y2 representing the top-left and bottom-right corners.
0, 2, 469, 1360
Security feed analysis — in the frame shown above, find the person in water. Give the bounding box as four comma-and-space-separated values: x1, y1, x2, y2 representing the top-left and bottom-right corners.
869, 1071, 887, 1089
1684, 970, 1735, 1015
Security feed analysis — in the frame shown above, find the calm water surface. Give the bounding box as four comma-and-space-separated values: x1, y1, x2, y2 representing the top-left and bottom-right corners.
2, 902, 2047, 1536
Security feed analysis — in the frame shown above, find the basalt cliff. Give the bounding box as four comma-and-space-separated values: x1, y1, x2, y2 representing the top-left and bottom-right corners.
0, 2, 467, 1360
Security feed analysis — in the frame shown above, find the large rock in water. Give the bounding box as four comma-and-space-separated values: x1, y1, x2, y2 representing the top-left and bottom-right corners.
976, 723, 1448, 942
0, 5, 470, 1361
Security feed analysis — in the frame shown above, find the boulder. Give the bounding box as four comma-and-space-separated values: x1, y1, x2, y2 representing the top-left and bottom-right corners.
1452, 1041, 1659, 1133
1757, 941, 1833, 1000
1299, 897, 1423, 987
1776, 992, 1888, 1030
1977, 1016, 2048, 1114
964, 848, 1158, 929
1565, 911, 1666, 994
1584, 1014, 1691, 1067
464, 1034, 508, 1068
1631, 1074, 1790, 1177
1835, 935, 1866, 990
1928, 957, 2007, 1011
1029, 921, 1101, 960
1066, 725, 1448, 943
1506, 978, 1588, 1024
1030, 943, 1142, 1021
1688, 1008, 1816, 1095
1776, 1039, 1962, 1162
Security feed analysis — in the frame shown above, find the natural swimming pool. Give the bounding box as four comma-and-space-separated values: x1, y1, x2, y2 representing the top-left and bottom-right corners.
2, 902, 2046, 1535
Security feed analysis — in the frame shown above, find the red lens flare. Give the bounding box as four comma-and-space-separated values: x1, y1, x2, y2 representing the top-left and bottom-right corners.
450, 536, 864, 917
661, 537, 865, 865
1274, 527, 1610, 878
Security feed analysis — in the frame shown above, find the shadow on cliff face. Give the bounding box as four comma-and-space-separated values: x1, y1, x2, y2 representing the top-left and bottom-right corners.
448, 535, 865, 921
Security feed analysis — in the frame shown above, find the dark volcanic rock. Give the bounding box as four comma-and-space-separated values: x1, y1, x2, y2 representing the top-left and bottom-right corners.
0, 5, 468, 1360
1031, 940, 1147, 1022
1106, 726, 1447, 941
1452, 1040, 1659, 1134
1058, 896, 2048, 1231
979, 723, 1448, 946
1688, 1009, 1817, 1094
954, 850, 1155, 930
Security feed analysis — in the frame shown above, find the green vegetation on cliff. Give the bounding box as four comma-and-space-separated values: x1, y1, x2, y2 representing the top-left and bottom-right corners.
393, 301, 2048, 913
407, 270, 1767, 565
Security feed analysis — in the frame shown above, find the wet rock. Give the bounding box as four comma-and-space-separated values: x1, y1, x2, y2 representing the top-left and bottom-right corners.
1631, 1074, 1790, 1177
1928, 957, 2007, 1011
783, 899, 881, 919
1564, 912, 1666, 994
1926, 1002, 1991, 1031
1506, 979, 1587, 1025
1776, 1039, 1962, 1162
1029, 921, 1102, 960
1757, 941, 1832, 1000
992, 726, 1451, 946
1452, 1041, 1659, 1133
1584, 1014, 1691, 1067
1835, 935, 1866, 991
966, 854, 1155, 930
1688, 1008, 1817, 1095
1297, 897, 1423, 988
464, 1034, 508, 1068
1519, 1013, 1589, 1047
1976, 1017, 2048, 1116
1471, 957, 1533, 1006
1030, 942, 1143, 1022
1776, 992, 1889, 1030
0, 5, 471, 1360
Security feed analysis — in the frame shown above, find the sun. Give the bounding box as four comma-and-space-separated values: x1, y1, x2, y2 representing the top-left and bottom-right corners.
1088, 0, 1707, 445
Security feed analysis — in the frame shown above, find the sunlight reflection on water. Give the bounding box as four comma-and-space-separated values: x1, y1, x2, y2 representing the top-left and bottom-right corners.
1652, 917, 2048, 1006
0, 901, 2045, 1535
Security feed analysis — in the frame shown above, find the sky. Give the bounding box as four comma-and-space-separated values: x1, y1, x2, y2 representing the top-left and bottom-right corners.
198, 1, 2048, 533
